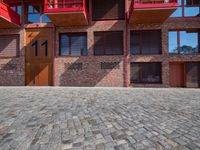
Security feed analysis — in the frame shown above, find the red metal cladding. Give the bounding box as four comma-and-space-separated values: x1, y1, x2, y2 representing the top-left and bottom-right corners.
129, 0, 178, 24
0, 2, 20, 27
44, 0, 89, 26
44, 0, 87, 13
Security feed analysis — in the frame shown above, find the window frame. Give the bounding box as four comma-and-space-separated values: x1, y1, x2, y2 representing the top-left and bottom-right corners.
0, 34, 20, 58
130, 30, 162, 55
168, 30, 200, 54
170, 0, 200, 17
130, 62, 162, 84
59, 32, 88, 57
94, 31, 124, 56
186, 0, 200, 7
26, 4, 51, 23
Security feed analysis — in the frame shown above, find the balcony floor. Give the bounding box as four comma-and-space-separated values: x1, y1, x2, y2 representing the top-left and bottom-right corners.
129, 4, 178, 24
46, 11, 88, 26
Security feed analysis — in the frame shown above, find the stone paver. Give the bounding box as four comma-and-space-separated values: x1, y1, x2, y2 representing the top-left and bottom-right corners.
0, 87, 200, 150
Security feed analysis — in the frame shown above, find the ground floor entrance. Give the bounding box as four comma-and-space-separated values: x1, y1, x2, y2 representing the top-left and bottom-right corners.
170, 62, 200, 88
25, 28, 53, 86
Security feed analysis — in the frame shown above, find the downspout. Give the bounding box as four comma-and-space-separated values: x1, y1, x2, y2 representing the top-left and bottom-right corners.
53, 25, 57, 86
125, 0, 129, 87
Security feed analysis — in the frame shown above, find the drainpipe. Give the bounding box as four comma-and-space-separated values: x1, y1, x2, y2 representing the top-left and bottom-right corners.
53, 25, 57, 86
125, 1, 129, 87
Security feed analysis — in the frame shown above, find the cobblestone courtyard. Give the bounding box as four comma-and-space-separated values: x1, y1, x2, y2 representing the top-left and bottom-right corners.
0, 87, 200, 150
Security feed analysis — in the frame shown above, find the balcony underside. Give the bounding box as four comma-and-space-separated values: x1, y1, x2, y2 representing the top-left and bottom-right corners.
45, 11, 88, 26
129, 6, 177, 24
0, 2, 20, 28
0, 16, 20, 28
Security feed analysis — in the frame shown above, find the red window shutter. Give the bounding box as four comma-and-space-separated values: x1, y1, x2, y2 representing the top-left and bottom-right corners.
0, 35, 19, 58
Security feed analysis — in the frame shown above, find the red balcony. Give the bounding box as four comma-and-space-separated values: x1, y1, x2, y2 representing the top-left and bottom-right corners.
3, 0, 21, 5
44, 0, 88, 26
0, 2, 20, 28
129, 0, 178, 24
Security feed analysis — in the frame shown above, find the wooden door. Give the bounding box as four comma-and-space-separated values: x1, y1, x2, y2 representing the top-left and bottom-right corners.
25, 28, 53, 86
186, 63, 200, 88
169, 63, 184, 87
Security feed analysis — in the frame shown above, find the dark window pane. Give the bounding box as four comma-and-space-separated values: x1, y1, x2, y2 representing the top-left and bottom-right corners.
94, 33, 105, 55
71, 35, 87, 56
131, 63, 162, 83
130, 64, 140, 82
60, 34, 69, 56
92, 0, 125, 20
94, 32, 123, 55
130, 31, 161, 55
141, 63, 161, 83
186, 63, 200, 88
130, 33, 140, 54
105, 32, 123, 55
94, 46, 104, 55
59, 33, 87, 56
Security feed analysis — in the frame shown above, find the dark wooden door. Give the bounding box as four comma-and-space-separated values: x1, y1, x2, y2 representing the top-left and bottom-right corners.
186, 63, 200, 88
25, 29, 53, 86
170, 63, 185, 87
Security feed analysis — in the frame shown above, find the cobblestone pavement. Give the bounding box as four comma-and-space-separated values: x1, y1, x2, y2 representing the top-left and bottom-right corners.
0, 87, 200, 150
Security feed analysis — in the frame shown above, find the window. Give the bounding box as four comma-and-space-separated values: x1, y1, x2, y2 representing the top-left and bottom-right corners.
186, 0, 200, 6
59, 33, 87, 56
92, 0, 125, 20
27, 5, 51, 23
94, 31, 123, 55
0, 35, 19, 58
171, 0, 200, 17
130, 31, 161, 55
11, 5, 22, 15
130, 63, 162, 83
169, 31, 199, 54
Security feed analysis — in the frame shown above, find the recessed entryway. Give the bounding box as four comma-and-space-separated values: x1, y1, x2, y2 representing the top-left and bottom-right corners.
170, 62, 200, 88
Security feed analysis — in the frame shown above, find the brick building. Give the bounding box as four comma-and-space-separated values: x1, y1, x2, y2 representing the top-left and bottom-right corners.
0, 0, 199, 87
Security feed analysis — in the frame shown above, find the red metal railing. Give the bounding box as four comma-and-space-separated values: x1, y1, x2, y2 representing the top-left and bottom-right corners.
0, 2, 20, 26
3, 0, 21, 5
133, 0, 177, 4
45, 0, 83, 9
44, 0, 88, 19
44, 0, 87, 12
129, 0, 178, 18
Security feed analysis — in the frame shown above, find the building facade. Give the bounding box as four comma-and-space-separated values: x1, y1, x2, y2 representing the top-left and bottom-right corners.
0, 0, 199, 87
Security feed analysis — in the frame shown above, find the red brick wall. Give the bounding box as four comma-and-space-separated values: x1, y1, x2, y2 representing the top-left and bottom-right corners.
55, 20, 126, 87
128, 18, 200, 87
0, 0, 200, 87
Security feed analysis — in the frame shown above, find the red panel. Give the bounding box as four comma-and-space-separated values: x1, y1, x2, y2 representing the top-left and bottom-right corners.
44, 0, 89, 25
129, 0, 178, 17
0, 2, 20, 26
44, 0, 87, 15
129, 0, 178, 24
